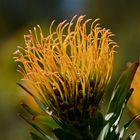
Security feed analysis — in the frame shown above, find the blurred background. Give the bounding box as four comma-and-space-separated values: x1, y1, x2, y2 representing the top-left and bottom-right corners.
0, 0, 140, 139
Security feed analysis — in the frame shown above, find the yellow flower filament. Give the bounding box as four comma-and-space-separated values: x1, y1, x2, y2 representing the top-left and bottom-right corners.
14, 15, 117, 115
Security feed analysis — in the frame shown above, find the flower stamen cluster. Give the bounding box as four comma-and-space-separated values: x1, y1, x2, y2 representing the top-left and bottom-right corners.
14, 15, 117, 123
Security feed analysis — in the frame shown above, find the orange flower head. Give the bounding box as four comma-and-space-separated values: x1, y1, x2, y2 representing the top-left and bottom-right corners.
14, 15, 117, 122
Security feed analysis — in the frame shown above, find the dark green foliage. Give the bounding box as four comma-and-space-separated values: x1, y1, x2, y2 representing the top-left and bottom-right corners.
54, 128, 81, 140
53, 121, 82, 139
30, 132, 45, 140
89, 112, 105, 139
101, 62, 139, 140
19, 62, 139, 140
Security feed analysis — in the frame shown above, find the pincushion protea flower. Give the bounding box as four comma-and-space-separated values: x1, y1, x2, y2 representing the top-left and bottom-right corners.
14, 15, 116, 120
14, 15, 139, 140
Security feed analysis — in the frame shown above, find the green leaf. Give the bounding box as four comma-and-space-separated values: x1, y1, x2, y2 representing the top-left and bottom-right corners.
127, 133, 137, 140
108, 63, 139, 115
19, 114, 46, 136
54, 128, 81, 140
53, 121, 82, 140
107, 62, 139, 116
101, 62, 139, 140
101, 115, 138, 140
119, 115, 139, 139
19, 114, 55, 140
101, 123, 120, 140
35, 115, 61, 129
21, 103, 38, 116
18, 83, 48, 113
30, 132, 45, 140
106, 62, 139, 126
90, 112, 105, 140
